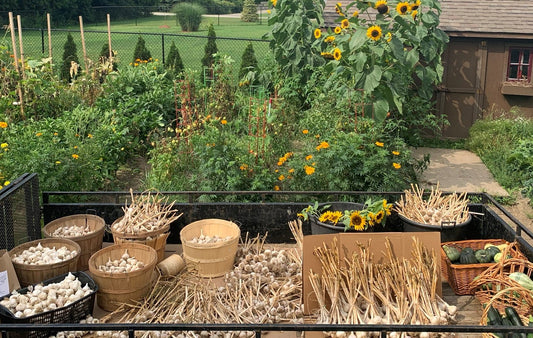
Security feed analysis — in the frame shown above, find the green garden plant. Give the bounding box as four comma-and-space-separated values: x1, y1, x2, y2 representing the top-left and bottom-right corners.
132, 36, 152, 63
241, 0, 259, 22
61, 33, 80, 82
166, 41, 185, 76
202, 24, 219, 71
172, 2, 206, 32
239, 42, 259, 82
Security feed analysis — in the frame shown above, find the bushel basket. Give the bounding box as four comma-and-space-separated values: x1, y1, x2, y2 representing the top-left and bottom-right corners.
0, 271, 97, 338
441, 239, 524, 295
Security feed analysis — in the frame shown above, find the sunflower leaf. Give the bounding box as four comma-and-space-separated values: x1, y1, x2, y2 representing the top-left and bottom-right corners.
373, 98, 389, 123
349, 29, 367, 51
364, 65, 382, 93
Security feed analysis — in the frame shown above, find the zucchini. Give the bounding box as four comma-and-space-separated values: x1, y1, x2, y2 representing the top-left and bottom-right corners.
505, 307, 524, 327
488, 306, 503, 325
527, 315, 533, 338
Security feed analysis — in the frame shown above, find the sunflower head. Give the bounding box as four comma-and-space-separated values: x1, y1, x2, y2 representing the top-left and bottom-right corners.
314, 28, 321, 39
396, 2, 410, 15
334, 26, 342, 34
375, 210, 385, 224
333, 48, 342, 61
375, 0, 389, 14
349, 211, 366, 231
411, 0, 420, 11
341, 19, 349, 29
366, 25, 382, 41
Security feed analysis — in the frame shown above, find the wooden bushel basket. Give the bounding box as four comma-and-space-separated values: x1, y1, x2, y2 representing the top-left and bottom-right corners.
9, 238, 81, 287
43, 214, 105, 271
180, 219, 240, 278
88, 243, 158, 311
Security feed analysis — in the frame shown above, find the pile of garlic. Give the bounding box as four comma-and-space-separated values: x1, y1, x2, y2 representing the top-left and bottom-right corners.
188, 234, 233, 245
0, 272, 93, 318
12, 243, 77, 265
51, 224, 93, 237
48, 315, 130, 338
97, 250, 145, 273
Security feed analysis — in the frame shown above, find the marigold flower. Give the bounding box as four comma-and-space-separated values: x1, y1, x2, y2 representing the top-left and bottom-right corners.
0, 121, 7, 128
1, 143, 7, 149
314, 29, 321, 39
393, 162, 401, 169
72, 154, 79, 159
240, 164, 248, 171
392, 150, 400, 155
35, 132, 42, 137
305, 155, 313, 161
375, 141, 384, 147
278, 174, 285, 181
274, 185, 280, 191
221, 119, 227, 125
316, 141, 330, 150
304, 165, 315, 175
53, 132, 58, 136
367, 26, 382, 41
302, 129, 309, 134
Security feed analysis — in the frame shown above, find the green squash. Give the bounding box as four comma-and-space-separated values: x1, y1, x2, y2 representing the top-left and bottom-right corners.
442, 245, 461, 262
459, 247, 478, 264
474, 249, 491, 263
485, 245, 500, 261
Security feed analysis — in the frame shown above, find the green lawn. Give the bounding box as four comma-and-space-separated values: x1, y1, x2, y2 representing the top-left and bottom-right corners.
13, 15, 272, 72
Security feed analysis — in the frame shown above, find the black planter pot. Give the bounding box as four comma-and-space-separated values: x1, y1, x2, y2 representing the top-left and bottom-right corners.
398, 213, 473, 242
309, 202, 364, 234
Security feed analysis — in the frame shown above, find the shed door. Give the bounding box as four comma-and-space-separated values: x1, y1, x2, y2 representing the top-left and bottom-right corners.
437, 39, 487, 138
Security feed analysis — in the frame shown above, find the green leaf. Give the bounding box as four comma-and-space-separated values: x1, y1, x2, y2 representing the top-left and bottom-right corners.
373, 98, 389, 123
406, 49, 419, 69
364, 66, 382, 93
349, 29, 367, 51
389, 36, 405, 61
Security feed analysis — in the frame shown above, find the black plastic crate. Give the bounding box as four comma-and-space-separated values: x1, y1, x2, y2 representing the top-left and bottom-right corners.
0, 271, 97, 338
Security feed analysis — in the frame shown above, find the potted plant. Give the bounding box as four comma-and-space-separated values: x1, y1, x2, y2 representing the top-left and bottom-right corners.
299, 198, 393, 234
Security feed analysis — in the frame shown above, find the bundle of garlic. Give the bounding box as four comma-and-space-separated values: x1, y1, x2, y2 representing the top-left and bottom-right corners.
188, 233, 233, 245
97, 250, 145, 273
12, 243, 77, 265
0, 272, 93, 318
111, 190, 182, 237
51, 224, 93, 237
394, 183, 470, 225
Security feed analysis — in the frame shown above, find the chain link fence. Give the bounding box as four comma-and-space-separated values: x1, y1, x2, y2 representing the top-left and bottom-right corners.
10, 27, 272, 75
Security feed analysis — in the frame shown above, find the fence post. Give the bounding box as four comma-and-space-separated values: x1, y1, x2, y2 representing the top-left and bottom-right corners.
161, 33, 165, 64
41, 28, 45, 54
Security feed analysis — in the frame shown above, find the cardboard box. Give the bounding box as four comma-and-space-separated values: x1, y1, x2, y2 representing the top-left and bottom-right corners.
0, 249, 20, 297
302, 232, 442, 316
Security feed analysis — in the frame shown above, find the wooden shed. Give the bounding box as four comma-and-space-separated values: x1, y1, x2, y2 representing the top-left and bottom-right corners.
323, 0, 533, 138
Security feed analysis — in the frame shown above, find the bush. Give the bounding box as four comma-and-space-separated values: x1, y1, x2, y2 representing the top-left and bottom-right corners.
239, 42, 259, 81
132, 36, 152, 63
99, 43, 117, 71
60, 33, 80, 82
172, 3, 205, 32
241, 0, 258, 22
202, 24, 218, 77
166, 41, 184, 76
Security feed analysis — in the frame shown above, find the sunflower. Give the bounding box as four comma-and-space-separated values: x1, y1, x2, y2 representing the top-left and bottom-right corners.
319, 210, 343, 225
375, 0, 389, 14
375, 210, 385, 224
314, 28, 321, 39
349, 211, 366, 231
333, 48, 342, 61
411, 0, 420, 11
325, 36, 335, 43
366, 25, 382, 41
396, 2, 410, 15
341, 19, 349, 29
321, 52, 334, 59
352, 10, 359, 17
411, 9, 418, 18
386, 32, 392, 42
270, 0, 277, 7
334, 26, 342, 34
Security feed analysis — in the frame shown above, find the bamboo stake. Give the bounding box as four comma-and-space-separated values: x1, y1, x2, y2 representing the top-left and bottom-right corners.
16, 15, 25, 80
107, 14, 112, 59
8, 13, 19, 72
46, 13, 52, 60
10, 14, 25, 119
79, 16, 89, 74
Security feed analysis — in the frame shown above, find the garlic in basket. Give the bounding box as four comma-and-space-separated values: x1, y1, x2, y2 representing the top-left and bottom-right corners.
0, 273, 93, 318
51, 224, 93, 237
12, 243, 77, 265
97, 250, 145, 273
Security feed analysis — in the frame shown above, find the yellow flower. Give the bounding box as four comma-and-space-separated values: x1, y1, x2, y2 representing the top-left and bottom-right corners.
411, 0, 420, 11
375, 210, 385, 224
393, 162, 401, 169
321, 52, 334, 59
316, 141, 330, 150
325, 36, 335, 43
278, 174, 285, 181
88, 134, 93, 138
53, 132, 58, 136
221, 119, 227, 125
270, 0, 277, 6
392, 150, 400, 155
267, 9, 271, 14
375, 141, 384, 147
1, 143, 7, 148
333, 48, 342, 61
302, 129, 309, 134
319, 211, 343, 225
73, 145, 78, 149
341, 19, 349, 29
55, 161, 61, 164
386, 32, 392, 42
288, 168, 295, 173
134, 63, 139, 67
240, 164, 248, 171
367, 26, 382, 41
35, 132, 42, 137
352, 10, 359, 17
396, 2, 410, 14
304, 165, 315, 175
375, 0, 389, 14
274, 185, 280, 191
4, 181, 10, 186
411, 9, 418, 18
314, 29, 321, 39
0, 121, 7, 128
306, 155, 313, 161
72, 154, 79, 159
334, 26, 342, 34
349, 211, 366, 231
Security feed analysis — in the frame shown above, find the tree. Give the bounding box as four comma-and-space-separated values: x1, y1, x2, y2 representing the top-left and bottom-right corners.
171, 2, 205, 32
60, 33, 79, 82
239, 42, 259, 80
201, 24, 218, 74
240, 0, 258, 22
99, 43, 117, 71
166, 41, 184, 76
132, 36, 152, 63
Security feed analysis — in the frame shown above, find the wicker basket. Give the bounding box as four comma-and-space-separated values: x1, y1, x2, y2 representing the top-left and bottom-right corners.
9, 238, 81, 287
43, 214, 105, 271
113, 231, 170, 263
441, 239, 524, 295
479, 286, 532, 338
88, 243, 158, 311
180, 219, 240, 277
110, 216, 170, 240
0, 271, 97, 338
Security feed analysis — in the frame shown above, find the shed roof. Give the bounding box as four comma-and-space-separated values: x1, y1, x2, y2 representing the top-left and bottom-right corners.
323, 0, 533, 39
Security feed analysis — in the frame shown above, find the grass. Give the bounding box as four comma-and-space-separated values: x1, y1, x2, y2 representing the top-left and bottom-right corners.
11, 15, 272, 71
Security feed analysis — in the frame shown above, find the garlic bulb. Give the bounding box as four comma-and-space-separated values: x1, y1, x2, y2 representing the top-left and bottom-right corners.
97, 250, 145, 273
51, 224, 94, 237
12, 243, 77, 265
0, 273, 93, 318
189, 233, 233, 245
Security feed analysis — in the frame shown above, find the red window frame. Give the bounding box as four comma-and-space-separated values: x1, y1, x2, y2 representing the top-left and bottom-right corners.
507, 47, 533, 81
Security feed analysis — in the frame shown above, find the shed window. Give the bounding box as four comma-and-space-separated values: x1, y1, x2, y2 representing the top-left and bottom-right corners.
507, 48, 532, 81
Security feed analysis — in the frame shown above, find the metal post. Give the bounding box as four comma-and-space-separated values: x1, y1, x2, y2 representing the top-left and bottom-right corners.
41, 28, 45, 54
161, 33, 165, 64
